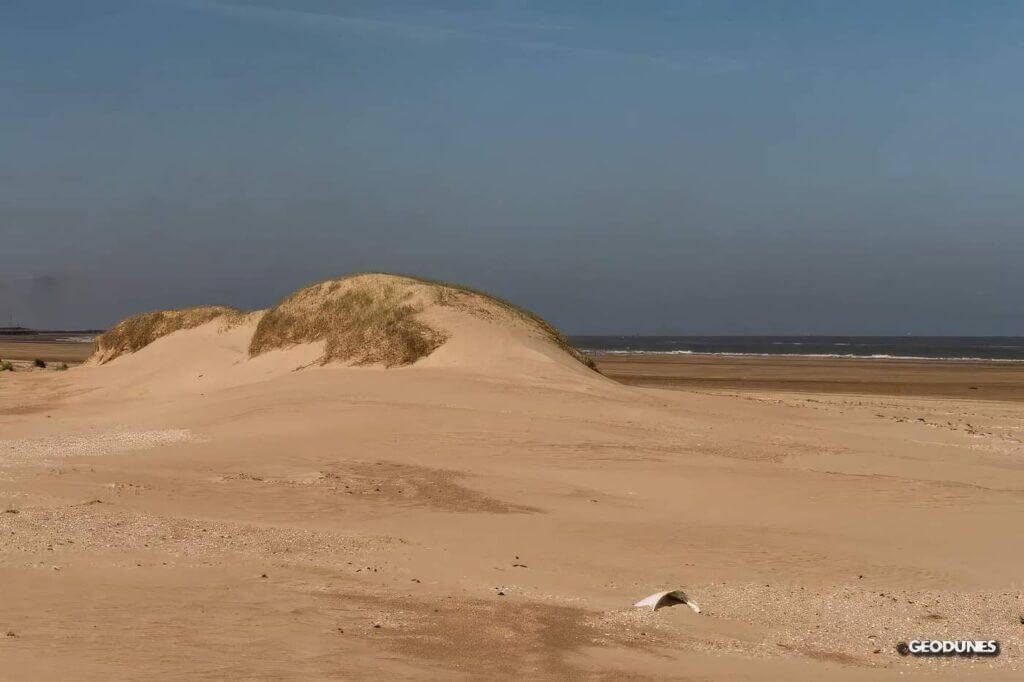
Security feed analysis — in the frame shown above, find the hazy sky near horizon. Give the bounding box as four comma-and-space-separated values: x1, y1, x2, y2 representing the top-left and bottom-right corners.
2, 1, 1023, 333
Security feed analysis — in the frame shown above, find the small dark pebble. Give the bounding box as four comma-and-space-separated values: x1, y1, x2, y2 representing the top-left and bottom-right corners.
411, 578, 421, 583
261, 574, 268, 579
3, 509, 18, 514
1019, 615, 1024, 625
497, 591, 505, 596
5, 631, 15, 638
373, 624, 381, 629
873, 649, 881, 654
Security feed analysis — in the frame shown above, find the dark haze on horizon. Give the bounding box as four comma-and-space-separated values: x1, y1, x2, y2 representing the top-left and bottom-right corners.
2, 1, 1022, 334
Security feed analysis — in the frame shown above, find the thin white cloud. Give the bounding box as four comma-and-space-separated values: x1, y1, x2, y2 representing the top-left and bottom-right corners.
178, 0, 487, 43
176, 0, 748, 72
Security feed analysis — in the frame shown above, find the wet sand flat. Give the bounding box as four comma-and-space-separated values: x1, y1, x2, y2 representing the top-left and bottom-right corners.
0, 334, 94, 365
595, 353, 1024, 402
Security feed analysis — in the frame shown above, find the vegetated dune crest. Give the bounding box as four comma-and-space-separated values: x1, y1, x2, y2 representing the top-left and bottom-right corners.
88, 273, 599, 384
91, 305, 247, 365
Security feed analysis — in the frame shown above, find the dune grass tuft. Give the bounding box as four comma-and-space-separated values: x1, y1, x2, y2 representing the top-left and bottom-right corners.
249, 281, 447, 367
93, 305, 243, 364
249, 272, 598, 371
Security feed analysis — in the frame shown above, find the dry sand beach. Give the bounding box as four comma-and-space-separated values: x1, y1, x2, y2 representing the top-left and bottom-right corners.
2, 274, 1023, 679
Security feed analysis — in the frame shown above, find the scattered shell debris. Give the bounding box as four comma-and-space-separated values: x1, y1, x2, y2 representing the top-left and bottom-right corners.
0, 430, 196, 462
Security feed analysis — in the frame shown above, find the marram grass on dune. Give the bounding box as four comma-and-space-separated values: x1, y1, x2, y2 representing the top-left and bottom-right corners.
91, 273, 597, 371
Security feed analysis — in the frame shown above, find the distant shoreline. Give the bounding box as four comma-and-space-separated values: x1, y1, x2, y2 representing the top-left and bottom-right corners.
587, 349, 1024, 362
573, 335, 1024, 362
0, 332, 96, 364
0, 329, 104, 335
593, 352, 1024, 402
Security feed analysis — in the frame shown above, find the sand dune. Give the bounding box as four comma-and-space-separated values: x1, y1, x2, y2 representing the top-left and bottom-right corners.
1, 274, 1022, 679
85, 274, 600, 393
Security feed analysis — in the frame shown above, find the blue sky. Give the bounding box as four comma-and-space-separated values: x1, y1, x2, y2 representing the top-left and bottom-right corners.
2, 1, 1022, 332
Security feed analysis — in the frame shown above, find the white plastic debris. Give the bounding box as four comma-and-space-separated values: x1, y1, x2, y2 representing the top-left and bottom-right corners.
634, 590, 700, 613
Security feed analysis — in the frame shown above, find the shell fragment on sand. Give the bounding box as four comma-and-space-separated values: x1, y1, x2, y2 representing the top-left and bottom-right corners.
634, 590, 701, 613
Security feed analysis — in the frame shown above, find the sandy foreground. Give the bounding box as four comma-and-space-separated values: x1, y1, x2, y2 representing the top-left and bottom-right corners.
2, 328, 1024, 678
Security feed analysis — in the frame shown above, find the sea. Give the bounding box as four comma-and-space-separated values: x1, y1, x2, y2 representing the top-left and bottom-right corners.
569, 336, 1024, 362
